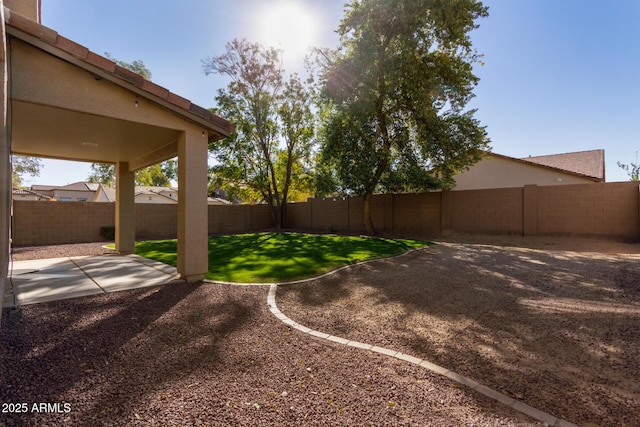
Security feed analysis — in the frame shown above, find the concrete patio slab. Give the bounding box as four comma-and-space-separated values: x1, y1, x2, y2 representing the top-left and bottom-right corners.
4, 255, 183, 308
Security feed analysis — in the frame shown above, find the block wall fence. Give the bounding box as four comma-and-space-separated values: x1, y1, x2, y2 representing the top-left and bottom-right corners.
11, 181, 640, 246
11, 202, 273, 246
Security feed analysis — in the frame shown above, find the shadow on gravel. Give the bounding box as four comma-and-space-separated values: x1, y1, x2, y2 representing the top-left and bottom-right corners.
277, 243, 640, 427
0, 282, 256, 426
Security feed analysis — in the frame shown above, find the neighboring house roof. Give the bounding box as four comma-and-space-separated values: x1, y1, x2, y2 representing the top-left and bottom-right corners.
12, 187, 51, 199
94, 185, 179, 203
93, 185, 232, 204
137, 186, 178, 195
485, 151, 604, 183
452, 150, 606, 191
93, 185, 116, 202
57, 181, 98, 191
31, 182, 98, 192
207, 197, 232, 205
5, 9, 234, 138
521, 149, 605, 182
30, 184, 57, 192
135, 189, 177, 203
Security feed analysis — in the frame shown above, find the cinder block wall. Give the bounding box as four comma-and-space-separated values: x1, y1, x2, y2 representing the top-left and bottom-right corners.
310, 197, 350, 232
285, 202, 311, 229
136, 204, 177, 240
285, 181, 640, 240
11, 202, 274, 246
12, 201, 114, 245
451, 187, 524, 235
537, 182, 640, 237
207, 204, 272, 235
393, 192, 442, 235
11, 181, 640, 246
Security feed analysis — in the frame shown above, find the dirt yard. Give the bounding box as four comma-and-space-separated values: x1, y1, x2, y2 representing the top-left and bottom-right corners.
277, 236, 640, 427
2, 235, 639, 426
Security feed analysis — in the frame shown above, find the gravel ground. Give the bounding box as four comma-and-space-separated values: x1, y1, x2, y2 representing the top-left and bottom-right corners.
278, 237, 640, 427
10, 242, 114, 261
1, 283, 535, 426
2, 236, 639, 426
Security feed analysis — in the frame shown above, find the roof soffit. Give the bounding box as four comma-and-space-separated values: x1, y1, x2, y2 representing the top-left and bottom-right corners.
4, 9, 233, 140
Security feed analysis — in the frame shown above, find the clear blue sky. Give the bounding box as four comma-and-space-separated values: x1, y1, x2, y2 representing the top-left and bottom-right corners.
24, 0, 640, 185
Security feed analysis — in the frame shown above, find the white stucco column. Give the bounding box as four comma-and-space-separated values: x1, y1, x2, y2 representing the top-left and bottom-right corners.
0, 5, 10, 312
177, 128, 208, 282
115, 161, 135, 254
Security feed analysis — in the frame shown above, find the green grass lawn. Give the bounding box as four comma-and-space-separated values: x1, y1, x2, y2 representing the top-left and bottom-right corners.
132, 232, 431, 283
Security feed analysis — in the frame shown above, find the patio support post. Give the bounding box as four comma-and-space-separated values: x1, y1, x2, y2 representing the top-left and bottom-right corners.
115, 161, 135, 254
177, 128, 208, 282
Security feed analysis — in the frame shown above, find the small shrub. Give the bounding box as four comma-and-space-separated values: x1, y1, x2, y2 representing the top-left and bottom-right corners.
99, 226, 115, 241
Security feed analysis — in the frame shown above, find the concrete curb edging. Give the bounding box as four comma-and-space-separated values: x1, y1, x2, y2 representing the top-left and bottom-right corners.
267, 283, 579, 427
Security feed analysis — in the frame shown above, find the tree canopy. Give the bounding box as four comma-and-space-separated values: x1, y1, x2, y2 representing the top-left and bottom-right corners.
104, 52, 152, 80
11, 155, 43, 188
87, 160, 177, 187
318, 0, 490, 234
203, 38, 315, 226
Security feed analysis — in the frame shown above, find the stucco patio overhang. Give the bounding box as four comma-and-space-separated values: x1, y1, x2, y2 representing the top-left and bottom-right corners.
1, 8, 233, 292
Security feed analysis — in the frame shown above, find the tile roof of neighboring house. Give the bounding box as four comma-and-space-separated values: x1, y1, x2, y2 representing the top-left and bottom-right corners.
134, 189, 177, 203
4, 9, 234, 138
137, 186, 178, 194
30, 182, 98, 192
58, 181, 98, 191
95, 185, 178, 202
30, 184, 57, 191
94, 185, 116, 202
12, 187, 52, 199
207, 197, 232, 205
521, 149, 605, 181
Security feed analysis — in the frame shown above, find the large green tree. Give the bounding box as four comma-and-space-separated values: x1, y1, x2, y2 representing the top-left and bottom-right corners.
203, 39, 315, 227
319, 0, 490, 234
11, 155, 43, 188
87, 160, 177, 187
277, 73, 316, 219
87, 163, 116, 186
104, 52, 152, 80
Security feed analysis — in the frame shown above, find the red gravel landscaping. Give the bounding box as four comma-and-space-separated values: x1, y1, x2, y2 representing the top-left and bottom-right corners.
2, 237, 639, 426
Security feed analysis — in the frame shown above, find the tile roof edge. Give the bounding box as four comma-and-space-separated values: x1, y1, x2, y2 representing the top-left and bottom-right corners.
484, 151, 604, 182
524, 149, 604, 161
520, 149, 605, 180
4, 7, 234, 137
12, 187, 52, 198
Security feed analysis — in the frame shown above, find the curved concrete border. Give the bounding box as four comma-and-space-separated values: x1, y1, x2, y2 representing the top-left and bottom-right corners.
259, 249, 579, 427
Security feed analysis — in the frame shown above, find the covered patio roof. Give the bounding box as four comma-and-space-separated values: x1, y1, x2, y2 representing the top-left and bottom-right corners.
1, 2, 233, 309
6, 8, 233, 168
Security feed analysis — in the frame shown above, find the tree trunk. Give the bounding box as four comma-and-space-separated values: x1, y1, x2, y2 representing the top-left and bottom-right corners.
279, 198, 287, 230
265, 193, 281, 230
363, 192, 375, 235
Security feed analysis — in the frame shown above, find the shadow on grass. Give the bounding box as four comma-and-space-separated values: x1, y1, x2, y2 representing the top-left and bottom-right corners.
135, 233, 431, 283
